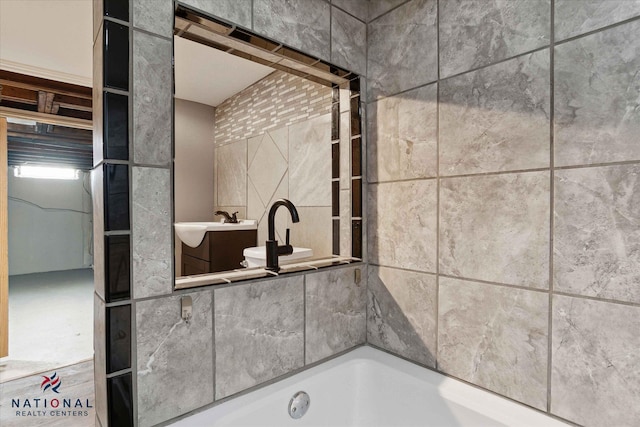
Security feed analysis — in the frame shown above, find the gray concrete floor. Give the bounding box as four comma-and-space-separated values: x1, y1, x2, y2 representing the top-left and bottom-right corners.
0, 269, 94, 382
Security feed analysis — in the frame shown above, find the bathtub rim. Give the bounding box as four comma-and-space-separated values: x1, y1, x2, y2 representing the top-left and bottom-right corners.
162, 344, 575, 427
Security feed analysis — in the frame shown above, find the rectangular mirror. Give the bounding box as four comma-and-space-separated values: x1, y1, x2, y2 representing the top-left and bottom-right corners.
173, 6, 362, 288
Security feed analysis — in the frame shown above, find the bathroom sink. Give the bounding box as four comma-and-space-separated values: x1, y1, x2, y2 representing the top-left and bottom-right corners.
243, 246, 313, 268
175, 220, 257, 248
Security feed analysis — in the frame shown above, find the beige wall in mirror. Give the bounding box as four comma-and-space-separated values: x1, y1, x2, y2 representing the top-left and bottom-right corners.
174, 36, 334, 277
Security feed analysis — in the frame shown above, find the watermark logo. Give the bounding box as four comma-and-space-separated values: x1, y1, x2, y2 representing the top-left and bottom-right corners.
8, 369, 92, 419
40, 373, 61, 394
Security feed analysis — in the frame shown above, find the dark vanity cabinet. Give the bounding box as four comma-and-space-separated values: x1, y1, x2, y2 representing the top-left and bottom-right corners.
181, 230, 257, 275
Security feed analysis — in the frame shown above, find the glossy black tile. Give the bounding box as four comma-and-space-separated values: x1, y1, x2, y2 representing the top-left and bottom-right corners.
350, 96, 361, 136
352, 178, 362, 217
104, 164, 130, 231
104, 21, 129, 91
352, 220, 362, 259
332, 181, 340, 217
349, 77, 360, 92
105, 234, 130, 302
107, 373, 133, 427
106, 304, 131, 373
104, 92, 129, 160
332, 143, 340, 179
104, 0, 129, 22
331, 102, 340, 141
351, 137, 361, 177
333, 219, 340, 255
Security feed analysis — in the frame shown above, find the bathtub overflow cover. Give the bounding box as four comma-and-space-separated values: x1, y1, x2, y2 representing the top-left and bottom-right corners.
288, 391, 310, 419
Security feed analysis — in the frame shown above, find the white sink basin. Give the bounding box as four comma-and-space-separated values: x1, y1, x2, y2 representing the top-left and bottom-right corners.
243, 246, 313, 268
175, 220, 257, 248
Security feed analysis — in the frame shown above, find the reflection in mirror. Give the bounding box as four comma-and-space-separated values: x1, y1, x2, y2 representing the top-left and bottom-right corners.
173, 13, 361, 286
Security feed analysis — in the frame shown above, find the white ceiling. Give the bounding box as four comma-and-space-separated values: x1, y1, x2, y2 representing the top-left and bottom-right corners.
174, 37, 274, 107
0, 0, 93, 86
0, 0, 273, 105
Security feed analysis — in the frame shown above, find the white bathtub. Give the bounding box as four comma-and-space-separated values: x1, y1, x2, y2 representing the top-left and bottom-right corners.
170, 346, 568, 427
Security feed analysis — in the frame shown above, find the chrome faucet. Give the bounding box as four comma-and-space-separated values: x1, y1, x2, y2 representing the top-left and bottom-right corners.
214, 210, 239, 223
266, 199, 300, 272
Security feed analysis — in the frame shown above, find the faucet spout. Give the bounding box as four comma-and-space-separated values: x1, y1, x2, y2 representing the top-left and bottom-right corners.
267, 199, 299, 241
214, 210, 239, 223
266, 199, 300, 271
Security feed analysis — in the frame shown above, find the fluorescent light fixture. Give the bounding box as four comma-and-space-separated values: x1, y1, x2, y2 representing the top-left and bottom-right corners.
6, 117, 37, 126
14, 165, 80, 180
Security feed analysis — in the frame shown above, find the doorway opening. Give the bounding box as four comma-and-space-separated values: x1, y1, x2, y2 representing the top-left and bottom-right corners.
0, 70, 94, 383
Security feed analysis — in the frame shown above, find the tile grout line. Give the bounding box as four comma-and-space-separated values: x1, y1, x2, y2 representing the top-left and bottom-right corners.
369, 263, 640, 308
547, 0, 555, 415
212, 288, 216, 403
127, 2, 138, 424
303, 275, 307, 366
367, 0, 413, 24
434, 0, 441, 372
131, 300, 138, 426
554, 13, 640, 46
368, 13, 640, 105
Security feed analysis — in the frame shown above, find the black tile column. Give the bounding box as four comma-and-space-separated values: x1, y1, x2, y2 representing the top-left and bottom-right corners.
93, 0, 134, 425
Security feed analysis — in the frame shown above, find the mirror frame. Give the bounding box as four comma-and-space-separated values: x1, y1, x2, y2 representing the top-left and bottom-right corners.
172, 4, 363, 289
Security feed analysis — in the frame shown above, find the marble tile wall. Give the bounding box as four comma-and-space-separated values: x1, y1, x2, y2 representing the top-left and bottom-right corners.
94, 0, 640, 426
366, 1, 640, 426
215, 114, 334, 258
136, 291, 214, 426
131, 266, 365, 425
94, 1, 367, 425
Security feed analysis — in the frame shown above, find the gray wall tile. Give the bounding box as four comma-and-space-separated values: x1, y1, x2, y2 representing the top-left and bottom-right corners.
367, 83, 437, 182
133, 0, 173, 37
555, 0, 640, 41
137, 291, 214, 427
215, 276, 304, 399
438, 277, 548, 410
367, 0, 437, 100
180, 0, 253, 28
305, 266, 367, 364
369, 0, 408, 21
132, 31, 172, 165
253, 0, 331, 60
289, 114, 332, 207
331, 7, 367, 75
439, 50, 550, 175
332, 0, 368, 22
132, 167, 172, 299
217, 140, 248, 207
551, 295, 640, 426
440, 172, 550, 288
439, 0, 550, 78
368, 180, 437, 273
554, 165, 640, 304
368, 266, 437, 367
554, 20, 640, 167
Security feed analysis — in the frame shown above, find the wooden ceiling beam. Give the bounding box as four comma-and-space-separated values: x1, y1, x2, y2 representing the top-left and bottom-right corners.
0, 85, 38, 105
0, 70, 91, 100
37, 91, 56, 114
37, 91, 46, 113
44, 93, 55, 114
54, 94, 92, 111
0, 106, 92, 130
